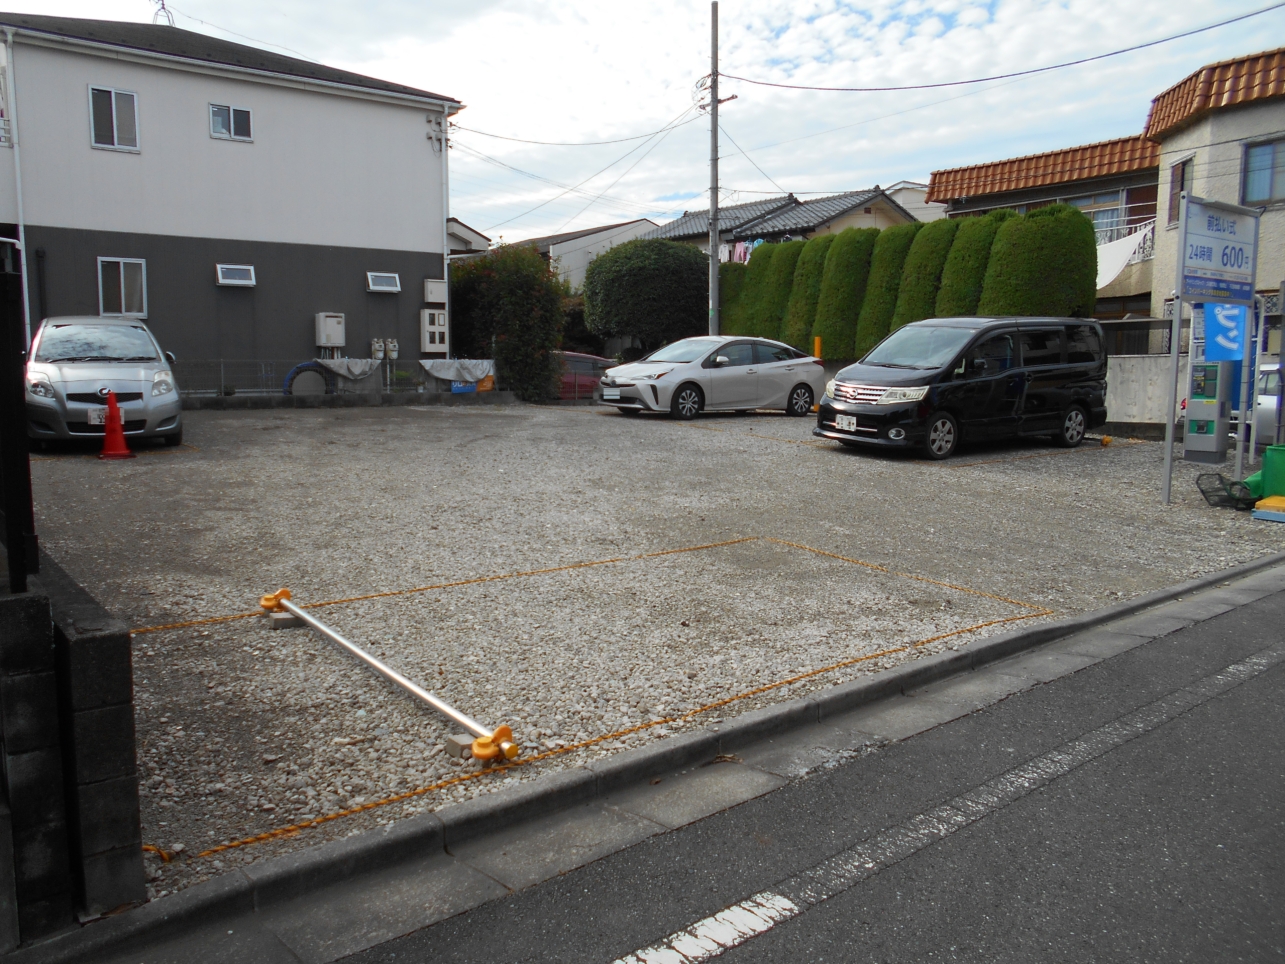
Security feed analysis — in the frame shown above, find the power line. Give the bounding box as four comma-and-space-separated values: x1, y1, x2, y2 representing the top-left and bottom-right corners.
720, 2, 1285, 92
166, 4, 319, 62
718, 123, 787, 194
452, 115, 703, 147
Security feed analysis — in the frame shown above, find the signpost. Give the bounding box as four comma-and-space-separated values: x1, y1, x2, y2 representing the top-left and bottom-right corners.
1162, 194, 1260, 503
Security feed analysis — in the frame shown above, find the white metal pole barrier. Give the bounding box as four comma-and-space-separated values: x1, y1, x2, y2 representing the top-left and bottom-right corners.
259, 589, 518, 762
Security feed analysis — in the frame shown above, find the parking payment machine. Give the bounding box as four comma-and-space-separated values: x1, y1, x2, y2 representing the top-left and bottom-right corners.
1184, 361, 1232, 463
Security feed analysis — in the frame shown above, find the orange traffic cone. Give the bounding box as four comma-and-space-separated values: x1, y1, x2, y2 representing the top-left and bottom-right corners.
99, 391, 135, 460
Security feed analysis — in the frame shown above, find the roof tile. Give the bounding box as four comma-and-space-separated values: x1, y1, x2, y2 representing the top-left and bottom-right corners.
1144, 47, 1285, 140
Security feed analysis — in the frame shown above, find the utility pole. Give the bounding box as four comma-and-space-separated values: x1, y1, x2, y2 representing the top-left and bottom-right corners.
708, 1, 719, 337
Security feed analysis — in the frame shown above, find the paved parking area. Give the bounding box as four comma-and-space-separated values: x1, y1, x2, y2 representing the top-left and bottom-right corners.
29, 403, 1282, 896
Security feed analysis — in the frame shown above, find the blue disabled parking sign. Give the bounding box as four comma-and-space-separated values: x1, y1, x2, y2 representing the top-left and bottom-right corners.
1204, 303, 1247, 361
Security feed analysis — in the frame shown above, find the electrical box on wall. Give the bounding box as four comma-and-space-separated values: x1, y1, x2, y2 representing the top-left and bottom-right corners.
420, 309, 449, 353
423, 279, 447, 303
315, 312, 345, 347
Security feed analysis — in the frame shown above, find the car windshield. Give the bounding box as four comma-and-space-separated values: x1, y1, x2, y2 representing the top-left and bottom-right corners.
643, 338, 723, 364
862, 326, 975, 370
33, 324, 159, 363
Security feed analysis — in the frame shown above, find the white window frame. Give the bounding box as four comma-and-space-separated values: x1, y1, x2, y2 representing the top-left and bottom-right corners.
366, 271, 401, 293
215, 264, 257, 286
97, 257, 148, 318
209, 104, 253, 142
88, 85, 140, 152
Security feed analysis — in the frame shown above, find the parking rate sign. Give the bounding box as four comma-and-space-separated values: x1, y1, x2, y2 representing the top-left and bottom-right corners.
1181, 198, 1258, 304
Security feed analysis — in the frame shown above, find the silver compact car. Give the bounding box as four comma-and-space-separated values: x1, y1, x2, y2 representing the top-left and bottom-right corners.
25, 316, 183, 445
599, 336, 826, 419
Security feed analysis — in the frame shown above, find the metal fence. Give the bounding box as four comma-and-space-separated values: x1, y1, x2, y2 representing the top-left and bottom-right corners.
172, 360, 444, 397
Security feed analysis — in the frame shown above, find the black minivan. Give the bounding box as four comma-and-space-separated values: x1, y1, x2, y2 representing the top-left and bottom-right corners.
814, 317, 1107, 459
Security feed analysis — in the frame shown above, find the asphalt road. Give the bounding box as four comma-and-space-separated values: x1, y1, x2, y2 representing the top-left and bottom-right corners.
350, 588, 1285, 964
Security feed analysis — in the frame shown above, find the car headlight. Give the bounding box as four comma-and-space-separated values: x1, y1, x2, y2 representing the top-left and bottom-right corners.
824, 378, 836, 399
26, 373, 55, 398
640, 369, 674, 381
875, 386, 929, 405
152, 370, 175, 396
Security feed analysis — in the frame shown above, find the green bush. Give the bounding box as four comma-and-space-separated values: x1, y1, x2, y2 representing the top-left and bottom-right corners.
811, 228, 878, 360
781, 234, 836, 350
853, 223, 923, 358
934, 210, 1018, 317
978, 204, 1097, 317
583, 238, 708, 349
719, 260, 746, 333
449, 244, 565, 401
890, 218, 959, 329
748, 240, 806, 339
723, 243, 775, 336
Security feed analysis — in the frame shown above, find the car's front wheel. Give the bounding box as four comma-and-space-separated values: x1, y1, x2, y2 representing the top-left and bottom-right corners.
670, 384, 704, 420
1054, 405, 1087, 448
922, 411, 959, 460
786, 384, 814, 416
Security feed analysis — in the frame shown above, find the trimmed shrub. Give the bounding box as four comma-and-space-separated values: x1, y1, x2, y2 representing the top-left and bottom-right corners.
748, 240, 806, 339
719, 260, 747, 333
781, 234, 836, 350
934, 209, 1018, 317
978, 204, 1097, 318
449, 244, 565, 401
812, 228, 878, 360
890, 218, 959, 330
724, 243, 776, 336
583, 238, 708, 349
853, 223, 923, 358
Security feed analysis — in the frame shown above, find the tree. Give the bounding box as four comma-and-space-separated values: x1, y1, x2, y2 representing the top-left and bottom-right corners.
934, 210, 1018, 317
890, 218, 959, 329
749, 239, 806, 339
811, 227, 878, 360
583, 238, 708, 350
719, 260, 747, 333
449, 245, 565, 401
853, 223, 922, 358
978, 204, 1097, 317
781, 234, 836, 350
724, 243, 776, 336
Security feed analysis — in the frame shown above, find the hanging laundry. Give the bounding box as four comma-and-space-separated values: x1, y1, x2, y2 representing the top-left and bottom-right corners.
718, 243, 731, 263
733, 241, 747, 262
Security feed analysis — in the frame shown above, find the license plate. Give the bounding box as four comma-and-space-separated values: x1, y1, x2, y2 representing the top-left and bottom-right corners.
603, 388, 621, 400
87, 407, 108, 425
836, 414, 857, 432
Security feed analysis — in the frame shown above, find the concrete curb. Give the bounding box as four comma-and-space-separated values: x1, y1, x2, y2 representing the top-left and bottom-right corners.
181, 391, 517, 411
14, 549, 1285, 963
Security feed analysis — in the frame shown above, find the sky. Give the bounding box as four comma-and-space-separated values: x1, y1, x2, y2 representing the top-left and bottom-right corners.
16, 0, 1285, 243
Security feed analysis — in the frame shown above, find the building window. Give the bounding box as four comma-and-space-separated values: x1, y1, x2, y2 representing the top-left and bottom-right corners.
366, 272, 401, 293
1168, 158, 1192, 223
89, 86, 139, 151
210, 104, 252, 141
1244, 140, 1285, 204
216, 264, 256, 286
98, 258, 147, 317
1069, 192, 1123, 239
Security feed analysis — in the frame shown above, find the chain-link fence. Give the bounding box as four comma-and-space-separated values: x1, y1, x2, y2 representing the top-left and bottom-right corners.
172, 360, 453, 397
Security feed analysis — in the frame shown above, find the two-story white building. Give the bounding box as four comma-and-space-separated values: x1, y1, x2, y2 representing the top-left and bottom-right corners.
0, 13, 461, 362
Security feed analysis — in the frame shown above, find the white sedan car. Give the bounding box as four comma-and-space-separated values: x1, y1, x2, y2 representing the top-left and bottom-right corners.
599, 336, 827, 419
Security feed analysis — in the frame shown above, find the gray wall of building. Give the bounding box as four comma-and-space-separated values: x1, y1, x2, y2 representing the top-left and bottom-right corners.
25, 225, 444, 362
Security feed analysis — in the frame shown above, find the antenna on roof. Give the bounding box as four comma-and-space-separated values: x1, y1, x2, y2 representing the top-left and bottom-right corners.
152, 1, 175, 26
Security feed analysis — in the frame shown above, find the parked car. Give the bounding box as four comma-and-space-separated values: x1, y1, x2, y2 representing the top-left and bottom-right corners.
25, 316, 183, 445
554, 351, 614, 401
598, 336, 826, 419
1253, 362, 1281, 446
815, 317, 1107, 459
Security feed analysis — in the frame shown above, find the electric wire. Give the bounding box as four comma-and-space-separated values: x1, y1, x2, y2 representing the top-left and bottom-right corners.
452, 121, 696, 147
719, 2, 1285, 92
718, 123, 787, 195
165, 3, 319, 62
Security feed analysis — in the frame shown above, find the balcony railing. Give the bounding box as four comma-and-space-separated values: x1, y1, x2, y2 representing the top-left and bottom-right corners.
1096, 218, 1154, 264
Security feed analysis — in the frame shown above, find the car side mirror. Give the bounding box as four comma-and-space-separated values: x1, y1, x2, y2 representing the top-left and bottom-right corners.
713, 355, 730, 368
969, 357, 987, 373
165, 351, 176, 364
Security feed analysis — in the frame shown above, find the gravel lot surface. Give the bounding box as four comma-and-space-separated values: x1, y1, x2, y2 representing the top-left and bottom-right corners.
29, 404, 1282, 897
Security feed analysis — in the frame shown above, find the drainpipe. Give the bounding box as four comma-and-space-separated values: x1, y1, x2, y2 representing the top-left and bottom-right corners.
440, 104, 451, 359
2, 28, 30, 345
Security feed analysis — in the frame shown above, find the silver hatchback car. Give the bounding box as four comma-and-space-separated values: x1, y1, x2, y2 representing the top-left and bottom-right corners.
25, 316, 183, 446
599, 336, 827, 419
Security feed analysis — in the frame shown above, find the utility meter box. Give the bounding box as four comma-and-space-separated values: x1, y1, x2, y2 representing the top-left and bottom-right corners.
420, 309, 449, 353
315, 312, 345, 348
1184, 361, 1232, 463
423, 279, 447, 304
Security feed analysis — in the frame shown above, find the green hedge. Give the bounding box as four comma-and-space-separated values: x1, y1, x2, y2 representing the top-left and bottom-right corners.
977, 204, 1097, 318
583, 238, 708, 349
890, 218, 960, 330
853, 223, 922, 358
934, 209, 1018, 317
748, 239, 806, 339
811, 228, 878, 360
724, 243, 776, 336
719, 260, 747, 330
780, 234, 836, 350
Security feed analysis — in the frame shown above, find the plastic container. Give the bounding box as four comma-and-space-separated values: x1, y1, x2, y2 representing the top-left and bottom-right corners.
1262, 445, 1285, 497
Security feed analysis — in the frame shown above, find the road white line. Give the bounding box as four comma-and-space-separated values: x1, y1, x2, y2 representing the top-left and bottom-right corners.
611, 643, 1284, 963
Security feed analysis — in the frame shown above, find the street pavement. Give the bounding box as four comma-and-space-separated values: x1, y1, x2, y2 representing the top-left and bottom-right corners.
349, 587, 1285, 963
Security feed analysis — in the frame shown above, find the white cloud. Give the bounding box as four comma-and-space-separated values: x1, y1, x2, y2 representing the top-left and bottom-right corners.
15, 0, 1285, 241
